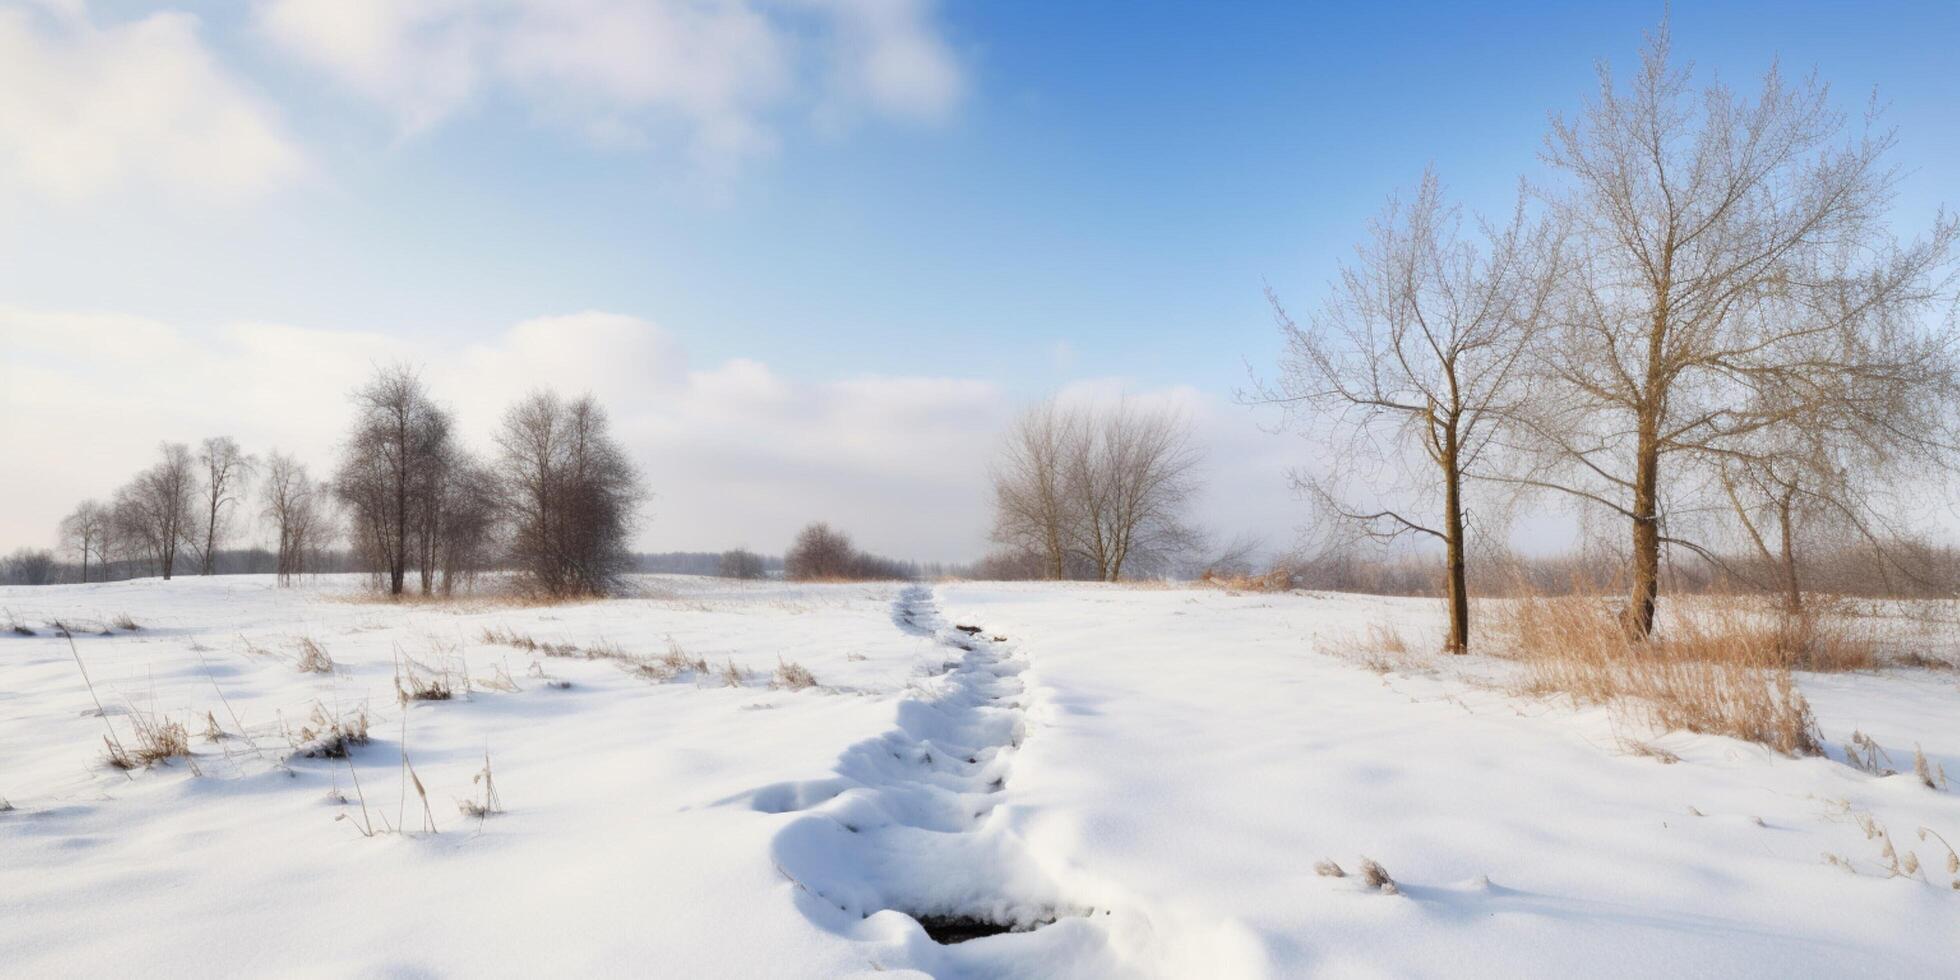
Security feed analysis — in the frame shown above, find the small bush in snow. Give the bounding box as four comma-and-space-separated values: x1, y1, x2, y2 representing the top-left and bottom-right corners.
293, 705, 371, 759
1314, 860, 1345, 878
295, 637, 335, 674
773, 658, 817, 691
1358, 857, 1398, 895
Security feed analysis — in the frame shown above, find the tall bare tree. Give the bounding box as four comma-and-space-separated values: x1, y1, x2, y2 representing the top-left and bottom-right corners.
1515, 25, 1959, 637
1064, 401, 1202, 582
990, 400, 1084, 579
336, 365, 454, 596
495, 391, 644, 596
112, 442, 197, 580
1253, 170, 1556, 652
188, 436, 254, 576
261, 451, 329, 586
59, 500, 113, 583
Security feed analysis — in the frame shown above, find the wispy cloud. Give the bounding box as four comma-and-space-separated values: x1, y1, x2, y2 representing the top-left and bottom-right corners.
0, 4, 304, 201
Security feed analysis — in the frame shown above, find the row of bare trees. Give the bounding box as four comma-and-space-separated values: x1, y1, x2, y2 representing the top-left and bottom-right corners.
989, 399, 1203, 582
1255, 26, 1960, 652
333, 367, 645, 598
57, 438, 267, 583
42, 366, 644, 599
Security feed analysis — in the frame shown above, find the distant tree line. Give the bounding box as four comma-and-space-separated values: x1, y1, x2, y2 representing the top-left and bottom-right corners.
28, 365, 648, 600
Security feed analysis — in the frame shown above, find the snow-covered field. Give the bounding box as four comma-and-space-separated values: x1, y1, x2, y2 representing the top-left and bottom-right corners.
2, 576, 1956, 977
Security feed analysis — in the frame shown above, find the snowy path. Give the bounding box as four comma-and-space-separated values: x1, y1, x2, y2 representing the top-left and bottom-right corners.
740, 585, 1128, 977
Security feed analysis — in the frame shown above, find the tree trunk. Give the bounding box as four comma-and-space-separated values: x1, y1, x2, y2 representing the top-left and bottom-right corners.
1628, 411, 1661, 640
1777, 493, 1802, 616
1442, 438, 1469, 654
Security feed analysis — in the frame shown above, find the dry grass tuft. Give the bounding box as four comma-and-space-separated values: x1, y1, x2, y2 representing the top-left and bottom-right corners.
111, 613, 141, 631
293, 704, 371, 759
721, 658, 748, 688
479, 624, 540, 652
1313, 859, 1346, 878
457, 752, 504, 820
295, 637, 335, 674
1491, 591, 1823, 756
1844, 730, 1895, 775
394, 652, 454, 703
1358, 857, 1398, 895
660, 637, 709, 675
1914, 745, 1947, 791
773, 657, 818, 691
6, 608, 35, 636
106, 711, 193, 769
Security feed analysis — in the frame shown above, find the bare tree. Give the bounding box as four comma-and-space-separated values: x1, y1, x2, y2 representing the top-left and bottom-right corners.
1064, 401, 1202, 582
186, 437, 254, 576
1252, 170, 1556, 652
435, 453, 502, 595
784, 522, 856, 581
112, 442, 198, 580
719, 548, 766, 579
990, 400, 1084, 579
2, 548, 57, 586
495, 391, 644, 597
336, 366, 454, 596
261, 451, 330, 586
59, 500, 113, 583
1514, 25, 1960, 637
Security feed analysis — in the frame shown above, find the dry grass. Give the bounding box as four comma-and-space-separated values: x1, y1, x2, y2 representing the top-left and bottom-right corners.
393, 654, 454, 703
295, 636, 336, 674
721, 658, 748, 688
293, 703, 371, 759
1358, 857, 1398, 895
106, 711, 193, 770
457, 752, 504, 820
1313, 859, 1346, 878
1321, 621, 1417, 673
773, 657, 818, 691
1198, 568, 1296, 593
1491, 591, 1825, 756
6, 608, 34, 636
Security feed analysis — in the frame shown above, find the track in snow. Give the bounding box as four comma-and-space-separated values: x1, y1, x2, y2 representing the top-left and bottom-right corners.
740, 585, 1110, 974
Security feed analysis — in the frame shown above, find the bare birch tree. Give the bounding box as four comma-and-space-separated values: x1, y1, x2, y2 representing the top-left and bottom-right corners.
1513, 25, 1960, 637
1253, 171, 1556, 652
59, 500, 112, 583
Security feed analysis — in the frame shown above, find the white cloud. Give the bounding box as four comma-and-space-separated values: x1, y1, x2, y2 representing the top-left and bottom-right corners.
255, 0, 962, 171
0, 5, 305, 201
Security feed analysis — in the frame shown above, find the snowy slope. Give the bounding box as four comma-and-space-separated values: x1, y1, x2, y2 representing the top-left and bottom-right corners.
2, 576, 1956, 977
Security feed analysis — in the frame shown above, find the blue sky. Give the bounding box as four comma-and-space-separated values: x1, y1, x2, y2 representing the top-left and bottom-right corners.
2, 0, 1956, 559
